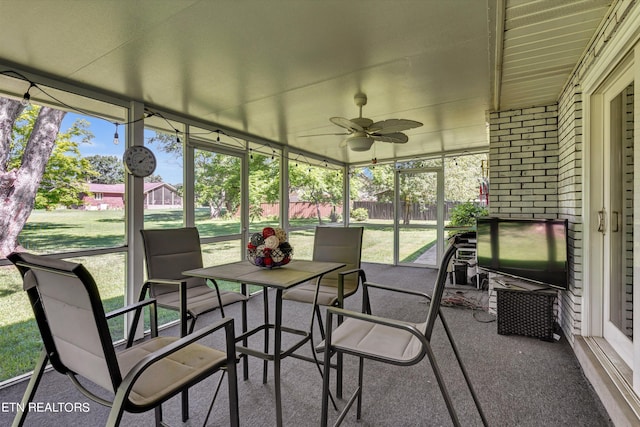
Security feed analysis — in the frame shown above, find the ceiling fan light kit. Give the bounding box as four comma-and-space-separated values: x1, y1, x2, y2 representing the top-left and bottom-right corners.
346, 132, 374, 151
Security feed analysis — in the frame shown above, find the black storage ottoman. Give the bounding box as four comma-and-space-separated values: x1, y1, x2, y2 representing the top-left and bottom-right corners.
496, 288, 556, 341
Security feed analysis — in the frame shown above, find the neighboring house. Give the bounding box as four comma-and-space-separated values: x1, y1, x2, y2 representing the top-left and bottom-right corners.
82, 183, 182, 210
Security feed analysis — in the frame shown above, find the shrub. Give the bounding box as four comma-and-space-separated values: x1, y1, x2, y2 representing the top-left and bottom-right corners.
448, 202, 488, 228
350, 207, 369, 222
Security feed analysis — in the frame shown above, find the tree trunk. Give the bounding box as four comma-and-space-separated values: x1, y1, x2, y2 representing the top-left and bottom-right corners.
403, 200, 412, 225
0, 102, 65, 257
315, 202, 323, 224
0, 98, 24, 170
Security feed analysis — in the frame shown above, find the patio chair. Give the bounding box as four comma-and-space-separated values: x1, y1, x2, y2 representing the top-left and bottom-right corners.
282, 226, 366, 397
283, 226, 366, 333
318, 232, 488, 427
8, 251, 239, 427
139, 227, 248, 338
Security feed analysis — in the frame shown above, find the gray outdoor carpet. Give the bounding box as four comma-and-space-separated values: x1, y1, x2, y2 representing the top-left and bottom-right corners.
0, 263, 611, 426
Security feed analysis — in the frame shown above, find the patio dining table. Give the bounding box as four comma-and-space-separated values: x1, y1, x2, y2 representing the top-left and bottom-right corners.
183, 259, 345, 427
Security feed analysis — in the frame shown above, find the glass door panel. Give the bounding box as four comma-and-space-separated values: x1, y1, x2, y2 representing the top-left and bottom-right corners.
396, 168, 443, 267
603, 80, 634, 366
349, 163, 395, 265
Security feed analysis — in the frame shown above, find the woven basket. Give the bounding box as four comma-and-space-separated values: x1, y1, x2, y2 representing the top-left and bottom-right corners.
496, 288, 556, 341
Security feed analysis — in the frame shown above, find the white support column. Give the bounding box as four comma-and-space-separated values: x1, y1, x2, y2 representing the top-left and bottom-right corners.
241, 142, 250, 250
280, 146, 290, 233
125, 100, 146, 341
343, 164, 350, 226
184, 125, 195, 227
393, 164, 399, 265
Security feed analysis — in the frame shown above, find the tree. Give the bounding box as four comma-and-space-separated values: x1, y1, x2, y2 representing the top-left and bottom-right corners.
144, 173, 164, 183
353, 154, 487, 225
194, 150, 241, 218
10, 108, 93, 211
247, 153, 280, 220
444, 154, 486, 202
86, 154, 124, 184
0, 99, 65, 257
289, 164, 343, 224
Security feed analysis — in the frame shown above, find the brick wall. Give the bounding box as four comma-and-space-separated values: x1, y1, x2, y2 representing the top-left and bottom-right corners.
556, 85, 583, 341
486, 104, 561, 321
488, 105, 559, 218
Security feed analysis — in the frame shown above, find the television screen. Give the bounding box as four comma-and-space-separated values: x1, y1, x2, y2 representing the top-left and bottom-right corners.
476, 217, 568, 289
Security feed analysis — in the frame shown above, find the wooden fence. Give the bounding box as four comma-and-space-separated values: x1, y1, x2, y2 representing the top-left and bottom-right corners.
353, 201, 459, 220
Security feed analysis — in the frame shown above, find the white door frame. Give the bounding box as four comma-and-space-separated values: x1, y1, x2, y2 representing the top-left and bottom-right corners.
585, 48, 640, 392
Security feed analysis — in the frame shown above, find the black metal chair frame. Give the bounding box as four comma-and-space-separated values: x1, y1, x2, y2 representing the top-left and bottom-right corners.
138, 227, 248, 340
320, 232, 489, 426
9, 252, 240, 427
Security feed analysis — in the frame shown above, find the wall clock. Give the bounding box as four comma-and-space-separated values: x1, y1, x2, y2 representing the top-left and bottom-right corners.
123, 146, 157, 178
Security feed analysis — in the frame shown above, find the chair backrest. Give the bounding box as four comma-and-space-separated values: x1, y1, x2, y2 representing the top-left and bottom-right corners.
423, 232, 475, 340
140, 227, 206, 296
313, 226, 364, 292
8, 252, 121, 393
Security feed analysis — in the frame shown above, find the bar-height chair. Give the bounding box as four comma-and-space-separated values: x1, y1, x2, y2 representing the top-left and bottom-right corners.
282, 226, 366, 397
139, 227, 248, 338
283, 226, 366, 337
8, 251, 239, 427
319, 232, 488, 427
139, 227, 248, 421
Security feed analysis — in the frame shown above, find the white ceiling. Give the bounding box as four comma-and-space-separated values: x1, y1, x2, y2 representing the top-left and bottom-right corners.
0, 0, 612, 164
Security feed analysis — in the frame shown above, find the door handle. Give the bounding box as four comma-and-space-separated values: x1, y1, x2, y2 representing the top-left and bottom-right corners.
611, 211, 619, 233
597, 210, 606, 233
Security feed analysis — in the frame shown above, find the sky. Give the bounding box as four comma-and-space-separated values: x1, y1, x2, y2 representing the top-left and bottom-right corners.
61, 112, 184, 185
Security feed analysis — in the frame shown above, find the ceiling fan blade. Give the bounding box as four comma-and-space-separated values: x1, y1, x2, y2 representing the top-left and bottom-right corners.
371, 132, 409, 143
298, 132, 349, 137
330, 116, 364, 132
368, 119, 423, 134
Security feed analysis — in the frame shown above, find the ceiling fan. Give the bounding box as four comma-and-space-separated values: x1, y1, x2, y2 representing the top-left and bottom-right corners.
326, 93, 423, 151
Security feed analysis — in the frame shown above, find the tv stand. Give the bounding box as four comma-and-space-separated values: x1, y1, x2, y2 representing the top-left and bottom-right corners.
492, 278, 558, 341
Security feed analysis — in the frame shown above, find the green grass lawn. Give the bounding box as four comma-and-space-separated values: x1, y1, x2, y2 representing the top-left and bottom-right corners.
0, 210, 436, 382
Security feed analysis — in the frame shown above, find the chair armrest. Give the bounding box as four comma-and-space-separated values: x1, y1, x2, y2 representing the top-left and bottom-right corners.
338, 268, 364, 278
336, 268, 367, 307
105, 298, 157, 320
361, 281, 430, 316
324, 307, 428, 365
115, 317, 237, 406
144, 277, 187, 286
143, 277, 188, 336
363, 281, 430, 300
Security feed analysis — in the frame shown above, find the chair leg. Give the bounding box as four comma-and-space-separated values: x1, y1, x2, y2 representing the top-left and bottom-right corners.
241, 284, 249, 380
227, 360, 240, 427
314, 303, 343, 399
336, 353, 343, 399
177, 316, 202, 422
12, 350, 48, 427
315, 305, 325, 339
438, 310, 489, 427
321, 317, 334, 427
424, 343, 462, 427
188, 317, 197, 335
154, 405, 163, 427
262, 288, 270, 383
180, 390, 189, 422
203, 372, 226, 426
356, 356, 364, 420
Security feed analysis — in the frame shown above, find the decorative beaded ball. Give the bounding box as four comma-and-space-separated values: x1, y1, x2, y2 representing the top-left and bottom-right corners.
247, 227, 293, 269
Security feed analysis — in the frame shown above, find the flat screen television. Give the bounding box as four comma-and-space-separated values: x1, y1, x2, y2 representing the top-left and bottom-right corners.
476, 217, 569, 290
